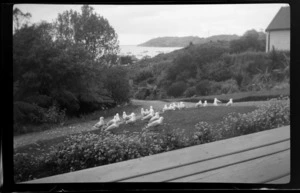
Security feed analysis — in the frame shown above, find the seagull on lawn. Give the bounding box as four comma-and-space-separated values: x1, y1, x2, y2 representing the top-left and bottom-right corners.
105, 121, 120, 131
178, 102, 186, 109
203, 100, 208, 107
126, 113, 137, 124
106, 115, 117, 126
226, 98, 233, 106
141, 110, 154, 120
195, 100, 202, 107
162, 104, 169, 112
115, 113, 121, 122
146, 117, 164, 129
94, 117, 105, 129
213, 98, 222, 106
123, 112, 131, 120
149, 112, 160, 123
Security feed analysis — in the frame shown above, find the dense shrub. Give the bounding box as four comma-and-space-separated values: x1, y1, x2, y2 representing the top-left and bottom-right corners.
14, 128, 189, 182
134, 69, 153, 83
220, 79, 239, 94
104, 67, 131, 104
134, 87, 151, 100
167, 81, 187, 97
39, 103, 66, 124
230, 29, 265, 53
184, 86, 197, 97
195, 80, 211, 96
192, 97, 290, 142
14, 101, 44, 124
51, 90, 80, 115
23, 95, 52, 108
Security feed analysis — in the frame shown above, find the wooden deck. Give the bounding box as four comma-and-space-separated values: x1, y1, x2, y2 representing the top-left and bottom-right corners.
23, 125, 290, 183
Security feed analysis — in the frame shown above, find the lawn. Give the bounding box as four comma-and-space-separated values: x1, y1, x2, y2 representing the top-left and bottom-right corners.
163, 88, 290, 103
14, 105, 257, 157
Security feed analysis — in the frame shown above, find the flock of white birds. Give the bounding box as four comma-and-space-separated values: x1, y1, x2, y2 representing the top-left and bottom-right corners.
94, 98, 233, 132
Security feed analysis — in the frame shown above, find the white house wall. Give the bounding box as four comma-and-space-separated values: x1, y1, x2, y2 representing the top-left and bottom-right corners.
267, 30, 290, 52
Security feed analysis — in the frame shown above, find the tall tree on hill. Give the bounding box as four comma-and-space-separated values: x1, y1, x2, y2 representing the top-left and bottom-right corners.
54, 5, 120, 65
13, 8, 32, 34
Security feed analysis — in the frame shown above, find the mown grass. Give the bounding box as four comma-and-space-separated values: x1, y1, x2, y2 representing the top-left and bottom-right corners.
162, 88, 289, 103
14, 105, 257, 157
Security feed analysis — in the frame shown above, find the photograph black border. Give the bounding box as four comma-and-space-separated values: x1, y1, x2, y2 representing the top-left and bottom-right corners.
2, 0, 299, 191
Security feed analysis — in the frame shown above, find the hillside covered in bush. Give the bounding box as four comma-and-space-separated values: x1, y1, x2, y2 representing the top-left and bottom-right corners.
129, 29, 289, 100
13, 6, 131, 134
138, 34, 240, 47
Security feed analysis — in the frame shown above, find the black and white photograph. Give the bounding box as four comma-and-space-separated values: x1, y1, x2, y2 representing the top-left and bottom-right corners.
11, 2, 291, 187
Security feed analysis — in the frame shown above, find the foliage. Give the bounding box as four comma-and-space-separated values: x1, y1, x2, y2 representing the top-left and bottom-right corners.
13, 5, 131, 132
14, 101, 44, 124
192, 97, 290, 143
54, 5, 119, 64
133, 69, 153, 83
195, 80, 211, 96
230, 29, 266, 53
184, 86, 197, 97
167, 81, 187, 97
103, 67, 131, 104
119, 55, 134, 65
13, 8, 32, 33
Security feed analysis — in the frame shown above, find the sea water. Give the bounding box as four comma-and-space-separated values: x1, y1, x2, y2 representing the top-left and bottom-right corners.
119, 45, 183, 59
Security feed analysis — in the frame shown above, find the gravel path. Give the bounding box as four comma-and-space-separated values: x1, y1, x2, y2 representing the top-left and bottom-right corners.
13, 99, 273, 149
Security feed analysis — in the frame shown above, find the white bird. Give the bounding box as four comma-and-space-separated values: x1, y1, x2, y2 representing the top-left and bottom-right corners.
226, 98, 233, 106
141, 108, 148, 116
162, 104, 168, 112
149, 106, 154, 114
180, 102, 186, 108
94, 117, 105, 128
169, 103, 176, 110
126, 113, 137, 124
123, 112, 131, 120
105, 121, 120, 131
213, 98, 222, 106
106, 116, 117, 126
146, 117, 164, 128
178, 102, 185, 109
149, 112, 160, 123
203, 100, 207, 107
115, 113, 121, 122
141, 110, 154, 120
195, 100, 202, 107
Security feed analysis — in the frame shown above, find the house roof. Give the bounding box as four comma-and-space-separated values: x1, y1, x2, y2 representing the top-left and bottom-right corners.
266, 6, 290, 31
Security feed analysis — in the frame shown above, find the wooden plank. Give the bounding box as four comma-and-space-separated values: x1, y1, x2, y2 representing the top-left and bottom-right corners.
24, 126, 290, 183
266, 174, 290, 184
121, 140, 289, 182
171, 150, 290, 183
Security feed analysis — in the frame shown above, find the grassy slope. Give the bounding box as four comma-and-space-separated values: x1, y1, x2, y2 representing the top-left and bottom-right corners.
15, 105, 256, 157
14, 88, 289, 148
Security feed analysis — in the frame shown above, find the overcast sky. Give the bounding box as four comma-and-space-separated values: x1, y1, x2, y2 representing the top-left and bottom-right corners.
14, 4, 288, 45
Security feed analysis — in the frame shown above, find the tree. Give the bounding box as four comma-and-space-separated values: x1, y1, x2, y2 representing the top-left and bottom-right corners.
54, 5, 119, 65
230, 29, 266, 53
167, 81, 187, 97
103, 67, 131, 104
13, 7, 32, 33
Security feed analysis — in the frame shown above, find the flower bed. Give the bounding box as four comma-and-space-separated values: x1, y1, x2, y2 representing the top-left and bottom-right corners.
14, 97, 289, 183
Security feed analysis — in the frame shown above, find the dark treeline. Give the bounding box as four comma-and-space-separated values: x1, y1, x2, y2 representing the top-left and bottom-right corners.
129, 29, 289, 100
13, 5, 131, 134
